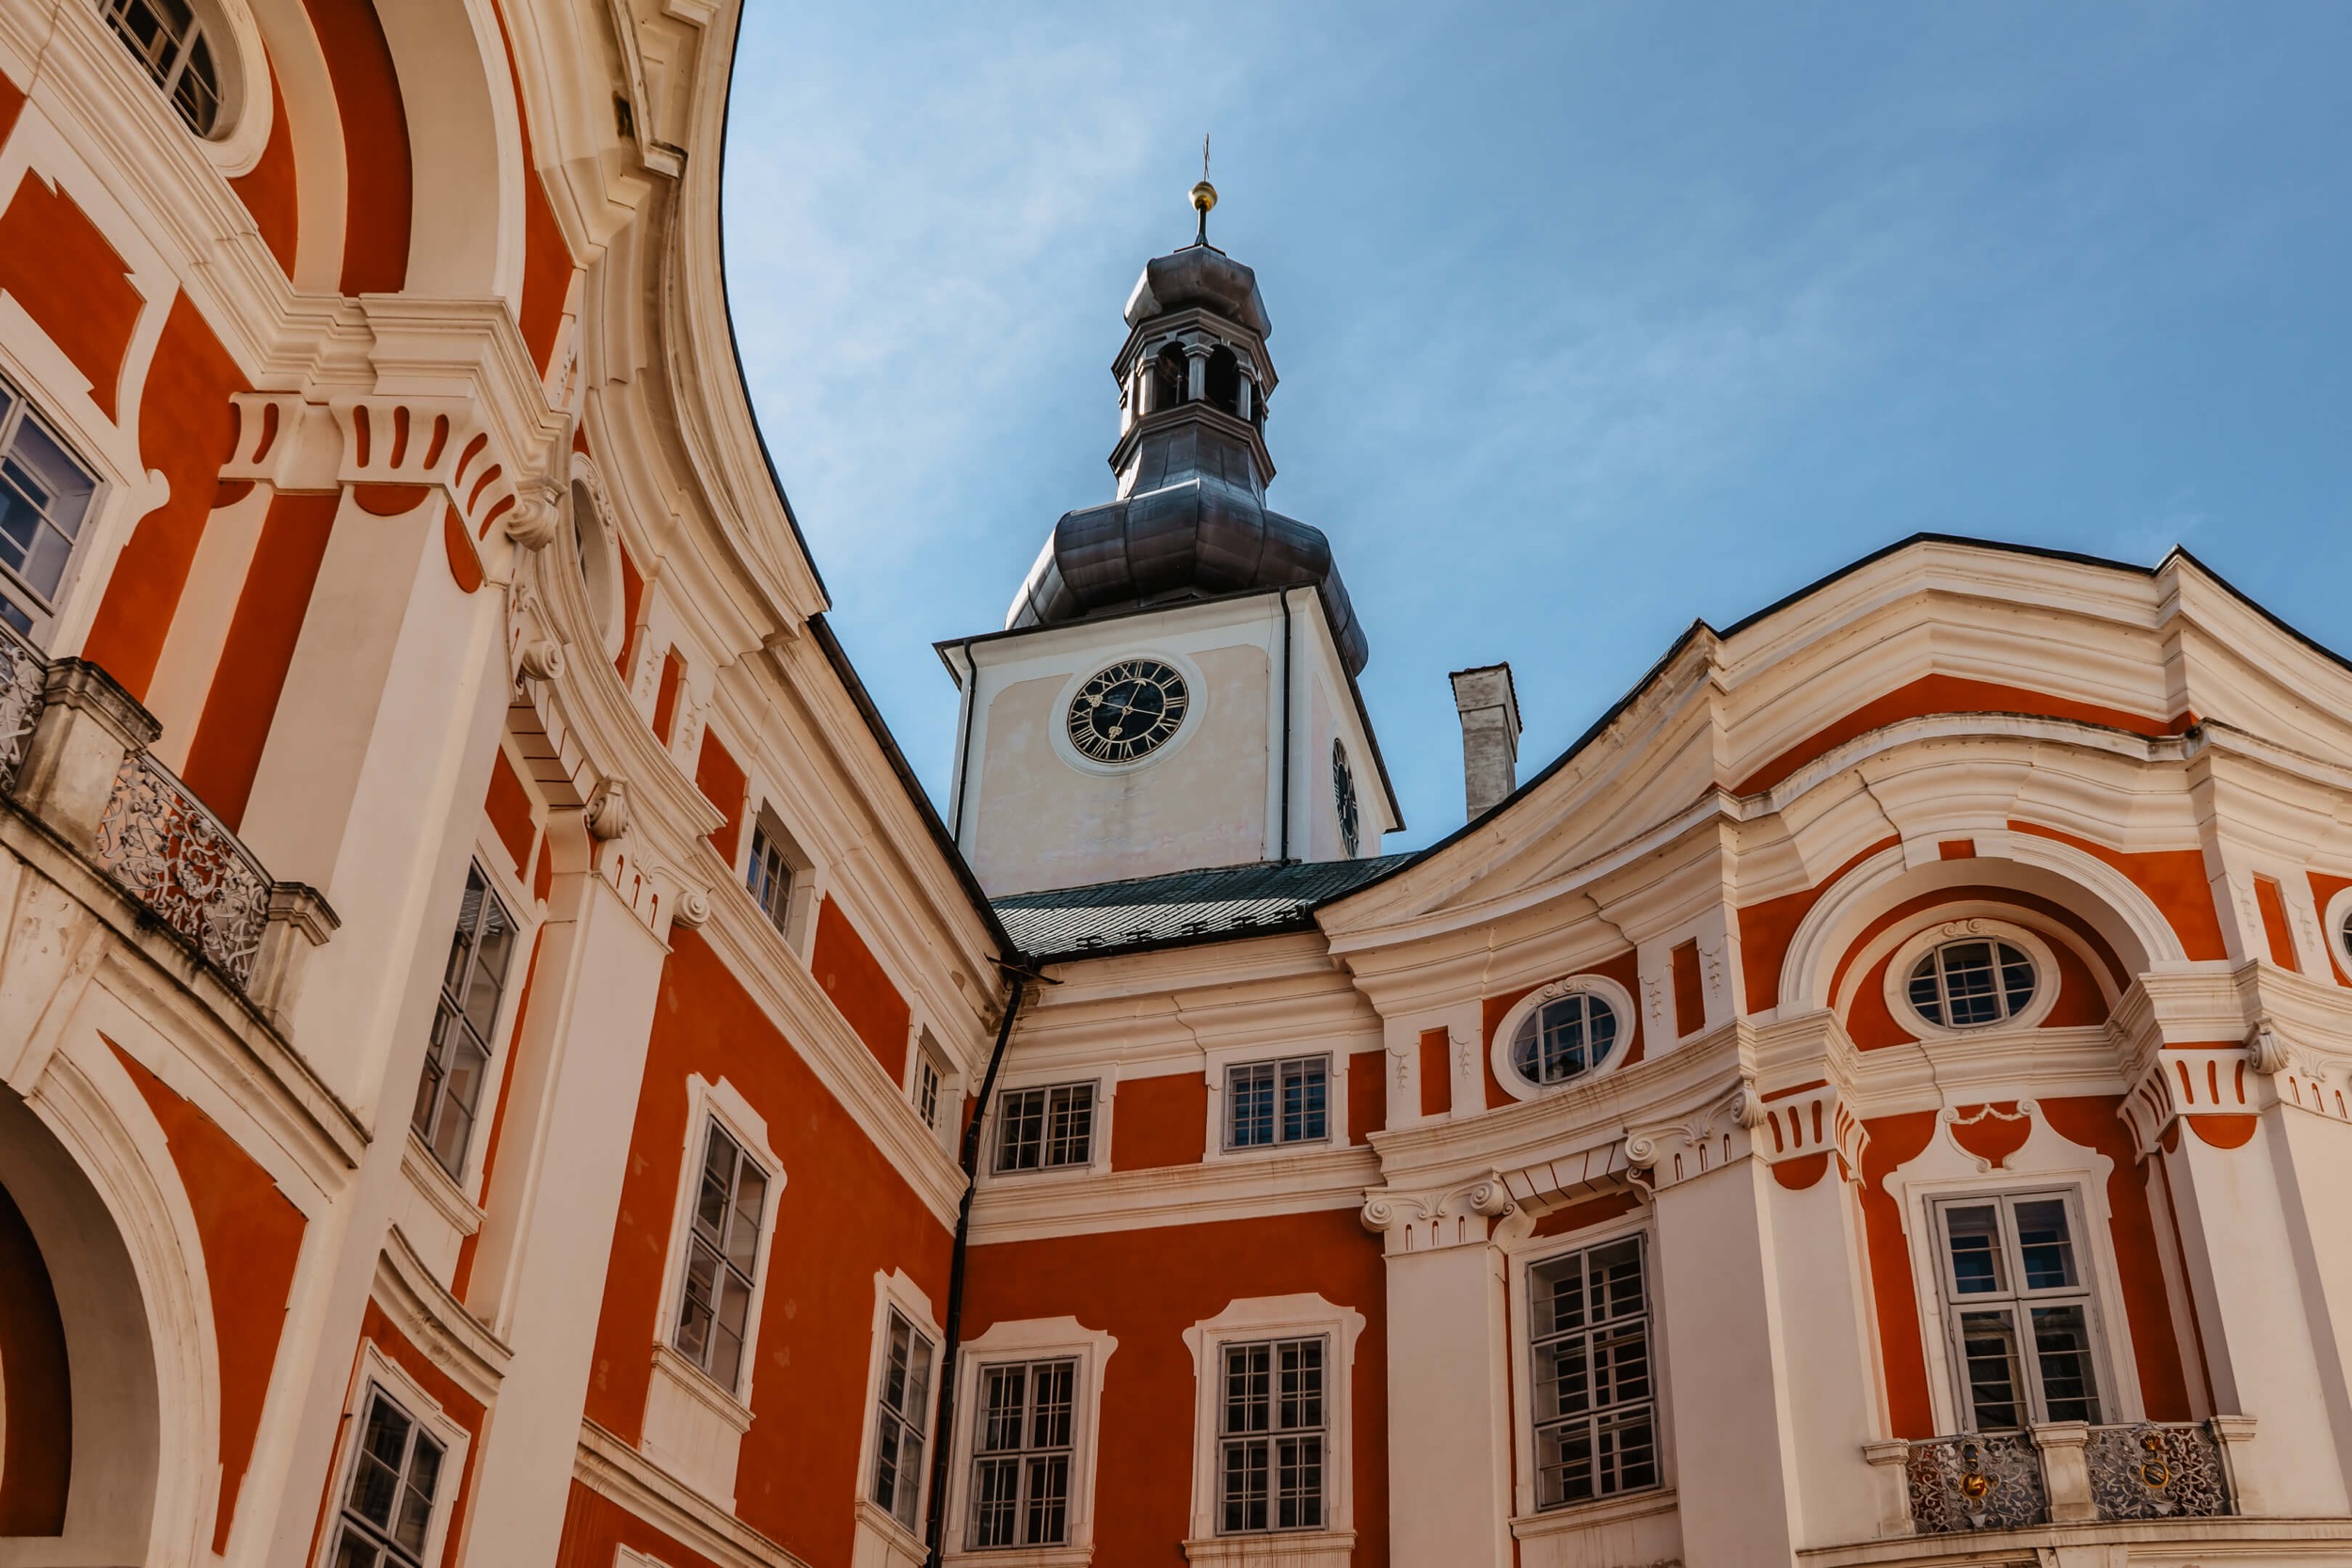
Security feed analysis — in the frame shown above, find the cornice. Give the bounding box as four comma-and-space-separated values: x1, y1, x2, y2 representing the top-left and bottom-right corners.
373, 1226, 512, 1407
967, 1144, 1377, 1245
575, 1418, 814, 1568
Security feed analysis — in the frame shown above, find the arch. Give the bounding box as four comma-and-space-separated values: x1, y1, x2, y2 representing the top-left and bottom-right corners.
244, 0, 350, 291
0, 1067, 210, 1566
1204, 344, 1241, 416
1779, 839, 2186, 1017
1151, 342, 1186, 412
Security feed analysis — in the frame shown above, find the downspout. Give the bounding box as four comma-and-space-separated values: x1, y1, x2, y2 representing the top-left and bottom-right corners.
1279, 589, 1295, 863
925, 968, 1028, 1567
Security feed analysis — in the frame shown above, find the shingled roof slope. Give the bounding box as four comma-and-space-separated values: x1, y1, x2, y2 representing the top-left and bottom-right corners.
995, 854, 1419, 962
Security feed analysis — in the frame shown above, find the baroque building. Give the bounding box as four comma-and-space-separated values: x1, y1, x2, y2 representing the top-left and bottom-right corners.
0, 6, 2346, 1568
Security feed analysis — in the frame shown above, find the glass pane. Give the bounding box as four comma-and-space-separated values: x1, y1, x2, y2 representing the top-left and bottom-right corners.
971, 1455, 1019, 1546
1592, 1321, 1651, 1410
1230, 1065, 1273, 1147
882, 1316, 912, 1413
996, 1089, 1042, 1171
8, 418, 93, 536
1030, 1359, 1074, 1449
1600, 1407, 1659, 1493
425, 1053, 477, 1173
2031, 1304, 2102, 1422
1277, 1339, 1322, 1431
1532, 1255, 1587, 1337
1044, 1085, 1091, 1166
904, 1332, 932, 1430
2011, 1198, 2078, 1289
1591, 1240, 1644, 1320
872, 1411, 902, 1513
1959, 1308, 2025, 1430
460, 894, 515, 1037
695, 1131, 737, 1241
1944, 1204, 2007, 1293
726, 1162, 767, 1273
1509, 1011, 1543, 1083
1997, 942, 2037, 1015
348, 1398, 409, 1526
331, 1532, 382, 1568
709, 1316, 744, 1392
1282, 1059, 1327, 1142
1222, 1440, 1267, 1532
979, 1366, 1025, 1452
1225, 1343, 1269, 1434
1586, 1000, 1617, 1063
1536, 1419, 1595, 1508
393, 1433, 440, 1553
442, 875, 484, 995
1276, 1433, 1322, 1528
1534, 1337, 1589, 1419
1025, 1453, 1070, 1545
893, 1432, 923, 1527
1938, 942, 2004, 1026
1907, 956, 1946, 1024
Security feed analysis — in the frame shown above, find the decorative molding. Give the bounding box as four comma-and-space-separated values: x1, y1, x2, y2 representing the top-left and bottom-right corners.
371, 1227, 510, 1406
575, 1420, 815, 1568
1359, 1173, 1517, 1255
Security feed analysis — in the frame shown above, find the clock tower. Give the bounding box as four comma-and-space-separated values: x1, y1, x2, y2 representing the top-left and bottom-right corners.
938, 185, 1400, 898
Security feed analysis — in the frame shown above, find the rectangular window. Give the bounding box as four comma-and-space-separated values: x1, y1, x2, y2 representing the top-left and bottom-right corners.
673, 1121, 769, 1394
1931, 1192, 2105, 1430
1225, 1056, 1329, 1149
746, 822, 792, 936
1217, 1337, 1327, 1534
0, 374, 100, 643
968, 1357, 1077, 1549
871, 1308, 935, 1531
993, 1083, 1094, 1173
914, 1049, 945, 1131
1528, 1236, 1659, 1510
411, 864, 518, 1179
330, 1388, 444, 1568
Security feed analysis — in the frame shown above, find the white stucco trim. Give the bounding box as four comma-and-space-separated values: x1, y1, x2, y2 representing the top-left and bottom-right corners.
1180, 1292, 1365, 1552
940, 1316, 1118, 1560
1486, 974, 1641, 1105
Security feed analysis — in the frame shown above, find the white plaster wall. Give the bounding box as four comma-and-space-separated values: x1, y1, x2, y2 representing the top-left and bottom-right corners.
1384, 1242, 1514, 1568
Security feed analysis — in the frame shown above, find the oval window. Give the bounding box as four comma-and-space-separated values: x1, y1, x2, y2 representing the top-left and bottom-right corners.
1509, 991, 1618, 1087
1906, 939, 2035, 1028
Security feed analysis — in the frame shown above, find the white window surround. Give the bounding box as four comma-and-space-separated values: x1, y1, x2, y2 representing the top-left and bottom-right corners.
977, 1074, 1111, 1186
1486, 974, 1640, 1106
1884, 1104, 2147, 1435
1181, 1294, 1363, 1563
1046, 645, 1210, 780
1502, 1208, 1677, 1524
852, 1269, 946, 1558
941, 1316, 1117, 1566
310, 1342, 472, 1568
1926, 1188, 2113, 1430
1879, 918, 2069, 1040
1200, 1049, 1352, 1164
739, 798, 819, 957
907, 1028, 960, 1150
642, 1075, 786, 1506
2318, 879, 2352, 976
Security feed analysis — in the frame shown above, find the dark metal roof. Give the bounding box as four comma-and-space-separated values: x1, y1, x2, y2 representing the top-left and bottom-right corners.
995, 854, 1420, 962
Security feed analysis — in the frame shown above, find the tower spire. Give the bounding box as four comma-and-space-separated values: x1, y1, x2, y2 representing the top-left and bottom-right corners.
1190, 135, 1216, 247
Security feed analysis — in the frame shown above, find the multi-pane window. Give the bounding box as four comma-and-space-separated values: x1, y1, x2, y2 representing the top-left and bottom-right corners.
745, 821, 792, 937
1932, 1193, 2104, 1431
1528, 1237, 1659, 1510
329, 1389, 444, 1568
411, 865, 517, 1179
0, 377, 100, 642
1218, 1338, 1326, 1534
914, 1048, 946, 1131
673, 1121, 769, 1395
103, 0, 223, 134
993, 1083, 1094, 1173
1510, 992, 1620, 1087
1226, 1056, 1328, 1149
1908, 939, 2036, 1028
968, 1358, 1076, 1549
871, 1308, 935, 1531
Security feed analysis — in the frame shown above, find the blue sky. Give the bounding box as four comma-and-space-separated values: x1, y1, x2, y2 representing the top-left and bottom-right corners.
720, 4, 2352, 849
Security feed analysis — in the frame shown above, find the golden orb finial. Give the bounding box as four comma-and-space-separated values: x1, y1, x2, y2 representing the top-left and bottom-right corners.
1191, 134, 1216, 245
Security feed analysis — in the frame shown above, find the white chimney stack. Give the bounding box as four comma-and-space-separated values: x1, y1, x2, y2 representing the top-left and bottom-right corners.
1450, 663, 1521, 821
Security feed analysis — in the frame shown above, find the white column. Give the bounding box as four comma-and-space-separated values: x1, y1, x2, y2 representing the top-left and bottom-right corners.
2164, 1108, 2352, 1514
1764, 1157, 1883, 1546
1366, 1186, 1513, 1568
1647, 1146, 1804, 1567
456, 862, 671, 1564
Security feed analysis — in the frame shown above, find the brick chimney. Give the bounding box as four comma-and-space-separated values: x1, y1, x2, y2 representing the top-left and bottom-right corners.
1449, 663, 1521, 821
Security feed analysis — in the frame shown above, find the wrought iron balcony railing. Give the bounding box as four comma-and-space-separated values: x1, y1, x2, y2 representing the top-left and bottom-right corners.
2, 634, 333, 1018
1872, 1418, 2246, 1537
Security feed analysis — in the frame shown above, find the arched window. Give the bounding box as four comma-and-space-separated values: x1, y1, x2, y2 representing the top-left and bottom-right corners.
1151, 343, 1187, 411
103, 0, 223, 135
1204, 345, 1241, 416
1906, 939, 2036, 1028
1510, 991, 1619, 1087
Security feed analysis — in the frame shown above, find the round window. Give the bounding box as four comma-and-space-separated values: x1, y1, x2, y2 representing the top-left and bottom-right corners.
1906, 939, 2035, 1028
1509, 991, 1619, 1087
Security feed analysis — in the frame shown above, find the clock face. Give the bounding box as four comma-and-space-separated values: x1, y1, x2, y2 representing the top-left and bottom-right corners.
1066, 659, 1190, 763
1333, 740, 1360, 857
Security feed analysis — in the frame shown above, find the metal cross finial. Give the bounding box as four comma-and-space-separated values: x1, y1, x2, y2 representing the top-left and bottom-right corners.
1190, 134, 1217, 246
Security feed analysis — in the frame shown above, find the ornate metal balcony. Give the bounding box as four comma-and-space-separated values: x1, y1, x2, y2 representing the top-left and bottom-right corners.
1893, 1420, 2239, 1536
2084, 1422, 2232, 1520
1905, 1432, 2046, 1532
0, 620, 45, 789
94, 749, 272, 988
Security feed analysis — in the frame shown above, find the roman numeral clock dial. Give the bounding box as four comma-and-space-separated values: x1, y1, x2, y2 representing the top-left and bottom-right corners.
1066, 659, 1190, 763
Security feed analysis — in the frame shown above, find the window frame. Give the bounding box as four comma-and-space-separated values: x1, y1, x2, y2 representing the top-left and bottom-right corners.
739, 800, 818, 954
1486, 974, 1639, 1105
1882, 920, 2065, 1039
855, 1271, 944, 1551
312, 1346, 470, 1568
652, 1077, 785, 1410
941, 1316, 1118, 1558
0, 372, 109, 648
1521, 1232, 1664, 1513
410, 860, 524, 1184
1926, 1187, 2114, 1433
1220, 1054, 1332, 1153
1505, 1208, 1676, 1526
1182, 1294, 1362, 1552
989, 1079, 1101, 1178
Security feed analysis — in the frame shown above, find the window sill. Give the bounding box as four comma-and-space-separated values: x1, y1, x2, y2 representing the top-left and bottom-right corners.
943, 1546, 1092, 1568
1510, 1486, 1676, 1539
640, 1341, 753, 1508
1182, 1529, 1355, 1565
401, 1131, 483, 1237
854, 1497, 929, 1565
